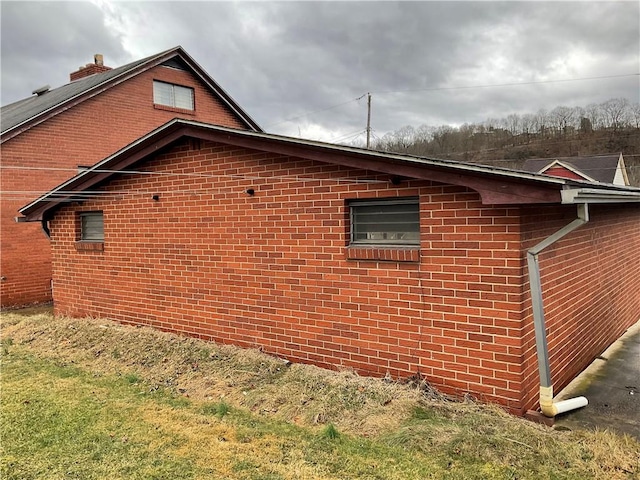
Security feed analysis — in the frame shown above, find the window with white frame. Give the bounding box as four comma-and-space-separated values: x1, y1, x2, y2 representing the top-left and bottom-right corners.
153, 80, 194, 110
349, 197, 420, 245
80, 212, 104, 242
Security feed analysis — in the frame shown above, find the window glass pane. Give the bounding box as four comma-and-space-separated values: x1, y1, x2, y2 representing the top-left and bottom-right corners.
153, 81, 194, 110
81, 212, 104, 241
351, 199, 419, 245
153, 81, 173, 106
174, 85, 194, 110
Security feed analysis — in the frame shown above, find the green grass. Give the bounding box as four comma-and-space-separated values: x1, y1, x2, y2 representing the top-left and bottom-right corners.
1, 352, 441, 479
1, 311, 639, 479
199, 400, 231, 419
1, 354, 196, 479
1, 336, 13, 355
321, 423, 340, 440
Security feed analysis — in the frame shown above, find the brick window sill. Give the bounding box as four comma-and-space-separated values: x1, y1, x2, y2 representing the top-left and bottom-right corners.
346, 246, 420, 262
75, 241, 104, 252
153, 104, 195, 115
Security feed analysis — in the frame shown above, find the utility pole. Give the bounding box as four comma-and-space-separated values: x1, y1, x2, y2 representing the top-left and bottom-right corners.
366, 93, 372, 149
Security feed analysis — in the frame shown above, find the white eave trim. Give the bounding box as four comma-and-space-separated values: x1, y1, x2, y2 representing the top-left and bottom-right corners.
562, 188, 640, 204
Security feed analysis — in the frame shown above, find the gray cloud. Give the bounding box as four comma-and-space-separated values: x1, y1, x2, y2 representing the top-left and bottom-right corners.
2, 1, 638, 141
1, 1, 127, 103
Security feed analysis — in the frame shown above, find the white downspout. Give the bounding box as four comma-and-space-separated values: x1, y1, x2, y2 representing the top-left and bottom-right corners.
526, 203, 589, 417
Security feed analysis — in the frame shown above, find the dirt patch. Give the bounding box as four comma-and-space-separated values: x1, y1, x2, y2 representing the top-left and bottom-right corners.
1, 303, 53, 317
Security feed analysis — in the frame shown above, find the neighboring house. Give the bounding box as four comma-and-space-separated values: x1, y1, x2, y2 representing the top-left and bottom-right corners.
521, 154, 630, 186
19, 119, 640, 416
1, 46, 261, 307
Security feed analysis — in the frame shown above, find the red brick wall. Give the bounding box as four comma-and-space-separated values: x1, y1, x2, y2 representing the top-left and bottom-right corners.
48, 139, 532, 412
519, 204, 640, 411
1, 65, 249, 307
70, 63, 112, 81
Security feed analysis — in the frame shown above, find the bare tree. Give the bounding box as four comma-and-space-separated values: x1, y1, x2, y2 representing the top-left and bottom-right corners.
395, 125, 416, 149
505, 113, 521, 136
432, 125, 455, 153
376, 132, 398, 151
534, 109, 549, 136
571, 106, 585, 129
550, 106, 574, 135
457, 123, 476, 154
630, 103, 640, 129
484, 118, 499, 132
372, 96, 635, 157
584, 103, 602, 130
601, 98, 629, 131
521, 113, 535, 142
415, 124, 435, 143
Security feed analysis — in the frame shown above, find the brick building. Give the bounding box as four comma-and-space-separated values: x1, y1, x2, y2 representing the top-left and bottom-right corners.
20, 119, 640, 415
1, 47, 261, 307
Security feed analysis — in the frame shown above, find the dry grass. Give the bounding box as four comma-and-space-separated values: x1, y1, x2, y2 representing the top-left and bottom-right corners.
1, 310, 420, 436
2, 309, 639, 479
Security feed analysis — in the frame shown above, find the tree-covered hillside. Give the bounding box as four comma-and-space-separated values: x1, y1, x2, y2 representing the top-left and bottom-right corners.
368, 98, 640, 186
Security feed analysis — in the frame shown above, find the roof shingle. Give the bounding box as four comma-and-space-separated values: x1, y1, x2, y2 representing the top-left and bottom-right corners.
521, 155, 623, 184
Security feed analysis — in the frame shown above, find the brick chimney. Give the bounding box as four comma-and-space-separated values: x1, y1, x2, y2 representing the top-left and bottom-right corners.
70, 54, 112, 81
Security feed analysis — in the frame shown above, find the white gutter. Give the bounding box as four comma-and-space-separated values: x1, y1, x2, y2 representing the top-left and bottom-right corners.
526, 203, 590, 417
562, 188, 640, 204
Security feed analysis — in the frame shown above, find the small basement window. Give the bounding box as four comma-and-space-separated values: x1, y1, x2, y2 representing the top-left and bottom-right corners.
153, 80, 194, 110
350, 197, 419, 245
80, 212, 104, 242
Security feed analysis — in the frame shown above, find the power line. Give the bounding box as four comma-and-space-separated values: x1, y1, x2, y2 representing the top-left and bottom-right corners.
1, 166, 394, 202
373, 73, 640, 95
327, 129, 367, 143
262, 73, 638, 131
6, 169, 614, 205
5, 163, 639, 203
264, 95, 366, 129
0, 164, 384, 183
4, 149, 640, 176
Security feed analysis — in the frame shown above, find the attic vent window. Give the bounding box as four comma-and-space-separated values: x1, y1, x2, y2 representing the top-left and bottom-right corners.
153, 80, 194, 110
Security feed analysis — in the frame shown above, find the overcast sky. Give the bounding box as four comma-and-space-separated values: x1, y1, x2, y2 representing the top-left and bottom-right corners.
1, 1, 639, 142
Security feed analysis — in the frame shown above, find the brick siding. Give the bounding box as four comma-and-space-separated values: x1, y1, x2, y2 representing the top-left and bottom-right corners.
20, 135, 640, 414
49, 139, 531, 411
1, 65, 248, 307
519, 204, 640, 410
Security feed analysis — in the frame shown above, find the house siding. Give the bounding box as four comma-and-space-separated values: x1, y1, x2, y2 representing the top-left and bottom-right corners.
542, 166, 584, 181
519, 204, 640, 410
49, 139, 529, 412
44, 139, 640, 414
1, 65, 248, 307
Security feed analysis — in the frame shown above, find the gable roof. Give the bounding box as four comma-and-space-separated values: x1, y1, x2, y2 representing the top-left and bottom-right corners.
1, 46, 262, 141
19, 119, 640, 222
521, 155, 627, 185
